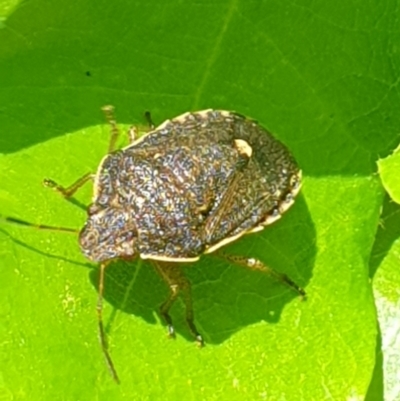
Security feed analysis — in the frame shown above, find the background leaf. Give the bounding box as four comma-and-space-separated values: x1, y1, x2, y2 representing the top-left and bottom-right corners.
0, 0, 399, 400
368, 197, 400, 401
378, 145, 400, 204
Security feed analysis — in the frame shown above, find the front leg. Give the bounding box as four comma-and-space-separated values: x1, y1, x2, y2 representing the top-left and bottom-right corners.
43, 172, 93, 198
152, 261, 204, 346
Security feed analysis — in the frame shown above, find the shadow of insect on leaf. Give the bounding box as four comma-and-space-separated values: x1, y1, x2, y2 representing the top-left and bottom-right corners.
88, 190, 314, 346
0, 226, 91, 270
1, 106, 312, 384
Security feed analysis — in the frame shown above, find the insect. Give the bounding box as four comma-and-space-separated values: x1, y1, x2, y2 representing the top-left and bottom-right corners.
2, 107, 305, 383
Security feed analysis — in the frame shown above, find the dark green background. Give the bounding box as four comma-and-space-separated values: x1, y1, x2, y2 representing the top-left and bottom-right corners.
1, 0, 399, 400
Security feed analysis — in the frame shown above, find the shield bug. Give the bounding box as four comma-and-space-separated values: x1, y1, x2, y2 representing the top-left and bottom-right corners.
1, 107, 304, 383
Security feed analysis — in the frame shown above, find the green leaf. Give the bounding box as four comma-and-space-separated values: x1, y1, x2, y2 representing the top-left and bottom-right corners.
0, 0, 398, 400
378, 144, 400, 204
0, 117, 383, 401
368, 197, 400, 401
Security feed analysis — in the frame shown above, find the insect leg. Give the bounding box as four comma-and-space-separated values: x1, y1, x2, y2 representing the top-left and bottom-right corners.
97, 261, 120, 383
152, 261, 204, 346
127, 111, 154, 143
217, 252, 306, 298
127, 126, 138, 143
102, 105, 121, 153
43, 172, 93, 198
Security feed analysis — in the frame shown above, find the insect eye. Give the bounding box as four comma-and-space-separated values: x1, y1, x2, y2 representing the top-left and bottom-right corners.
79, 222, 101, 251
88, 203, 101, 215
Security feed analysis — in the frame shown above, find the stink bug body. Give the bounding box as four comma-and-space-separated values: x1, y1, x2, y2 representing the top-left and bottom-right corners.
2, 107, 304, 383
